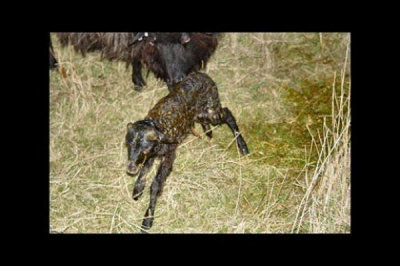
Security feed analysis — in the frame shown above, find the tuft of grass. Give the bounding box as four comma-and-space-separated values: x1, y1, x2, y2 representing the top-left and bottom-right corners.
50, 33, 350, 233
291, 40, 351, 233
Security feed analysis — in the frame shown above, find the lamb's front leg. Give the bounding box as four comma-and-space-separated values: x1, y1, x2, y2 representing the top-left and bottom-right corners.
132, 157, 155, 201
141, 151, 176, 232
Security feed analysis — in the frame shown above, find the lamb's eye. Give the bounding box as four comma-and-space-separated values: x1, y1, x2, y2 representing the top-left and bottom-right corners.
143, 146, 153, 154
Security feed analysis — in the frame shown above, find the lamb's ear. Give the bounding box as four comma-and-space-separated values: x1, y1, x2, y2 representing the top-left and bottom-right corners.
145, 130, 158, 142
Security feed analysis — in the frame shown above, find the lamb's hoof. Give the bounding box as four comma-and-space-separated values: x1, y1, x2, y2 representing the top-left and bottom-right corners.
141, 218, 153, 233
238, 142, 250, 156
241, 147, 250, 155
132, 192, 143, 201
140, 228, 149, 234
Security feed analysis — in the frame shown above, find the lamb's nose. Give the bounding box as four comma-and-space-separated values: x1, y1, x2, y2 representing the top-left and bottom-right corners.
126, 161, 139, 175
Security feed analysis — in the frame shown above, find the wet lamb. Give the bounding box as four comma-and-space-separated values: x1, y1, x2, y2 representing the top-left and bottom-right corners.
125, 72, 249, 232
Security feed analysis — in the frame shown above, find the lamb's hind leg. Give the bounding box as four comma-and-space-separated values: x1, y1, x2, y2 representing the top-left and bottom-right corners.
220, 107, 249, 155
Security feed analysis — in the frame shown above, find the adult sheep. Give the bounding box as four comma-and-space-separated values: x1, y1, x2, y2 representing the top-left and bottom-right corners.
55, 32, 219, 91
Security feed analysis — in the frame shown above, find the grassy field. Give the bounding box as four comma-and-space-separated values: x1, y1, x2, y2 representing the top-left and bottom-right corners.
49, 33, 350, 233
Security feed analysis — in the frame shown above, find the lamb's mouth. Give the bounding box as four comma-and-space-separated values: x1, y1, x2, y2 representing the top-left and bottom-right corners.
126, 163, 141, 176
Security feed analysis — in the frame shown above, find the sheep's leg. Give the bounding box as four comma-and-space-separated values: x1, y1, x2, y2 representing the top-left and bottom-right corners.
141, 152, 176, 232
201, 123, 213, 139
131, 59, 146, 91
221, 107, 249, 155
132, 157, 155, 201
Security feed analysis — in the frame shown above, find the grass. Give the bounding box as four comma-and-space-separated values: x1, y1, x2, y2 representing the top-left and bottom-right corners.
49, 32, 350, 233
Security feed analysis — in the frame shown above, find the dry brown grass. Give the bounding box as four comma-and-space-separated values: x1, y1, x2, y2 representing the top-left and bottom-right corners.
50, 32, 350, 233
291, 45, 351, 233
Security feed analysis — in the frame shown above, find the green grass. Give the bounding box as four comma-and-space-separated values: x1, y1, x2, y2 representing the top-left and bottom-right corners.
50, 33, 350, 233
